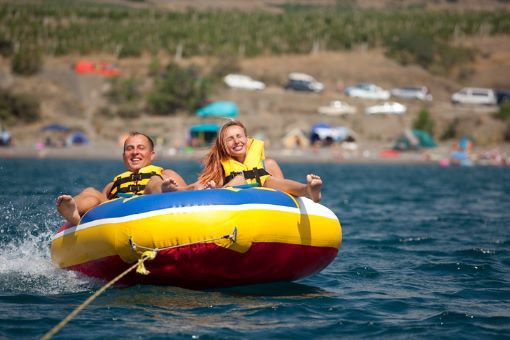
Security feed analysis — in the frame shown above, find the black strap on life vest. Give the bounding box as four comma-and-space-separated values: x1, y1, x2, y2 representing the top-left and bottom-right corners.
108, 171, 162, 199
224, 167, 270, 187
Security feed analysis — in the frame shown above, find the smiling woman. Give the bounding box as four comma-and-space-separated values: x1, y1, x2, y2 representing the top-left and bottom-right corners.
198, 120, 323, 203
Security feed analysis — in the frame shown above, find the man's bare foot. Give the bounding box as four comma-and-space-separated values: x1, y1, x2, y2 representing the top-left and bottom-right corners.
161, 177, 179, 192
306, 174, 322, 203
56, 195, 81, 225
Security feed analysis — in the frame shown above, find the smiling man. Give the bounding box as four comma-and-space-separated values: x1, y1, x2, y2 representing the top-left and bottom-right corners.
56, 132, 186, 225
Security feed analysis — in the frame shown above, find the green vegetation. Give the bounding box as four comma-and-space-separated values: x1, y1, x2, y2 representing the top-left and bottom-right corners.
385, 30, 475, 74
441, 117, 460, 141
0, 1, 509, 74
493, 102, 510, 121
493, 103, 510, 142
11, 45, 43, 75
148, 63, 210, 115
413, 108, 435, 135
0, 89, 40, 124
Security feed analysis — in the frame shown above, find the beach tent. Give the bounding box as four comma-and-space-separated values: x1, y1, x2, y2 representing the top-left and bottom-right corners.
195, 101, 239, 118
310, 123, 355, 145
282, 128, 310, 149
69, 131, 89, 145
393, 129, 437, 151
189, 123, 220, 146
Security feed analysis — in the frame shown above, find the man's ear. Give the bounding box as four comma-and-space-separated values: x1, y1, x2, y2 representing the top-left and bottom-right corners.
150, 150, 156, 161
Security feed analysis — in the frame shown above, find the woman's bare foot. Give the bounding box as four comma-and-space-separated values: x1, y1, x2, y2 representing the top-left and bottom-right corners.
225, 174, 247, 187
306, 174, 322, 203
204, 180, 217, 189
56, 195, 81, 225
161, 177, 179, 192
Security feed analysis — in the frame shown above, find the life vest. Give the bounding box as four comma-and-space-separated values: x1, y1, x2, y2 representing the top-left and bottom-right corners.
107, 165, 163, 199
221, 138, 270, 186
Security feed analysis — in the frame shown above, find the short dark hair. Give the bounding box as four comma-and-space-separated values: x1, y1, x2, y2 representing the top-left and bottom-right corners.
123, 131, 155, 151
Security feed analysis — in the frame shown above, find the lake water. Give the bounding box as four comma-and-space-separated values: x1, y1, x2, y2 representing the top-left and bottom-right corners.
0, 158, 509, 338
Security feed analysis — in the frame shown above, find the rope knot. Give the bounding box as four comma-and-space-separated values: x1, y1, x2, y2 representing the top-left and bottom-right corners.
136, 250, 157, 275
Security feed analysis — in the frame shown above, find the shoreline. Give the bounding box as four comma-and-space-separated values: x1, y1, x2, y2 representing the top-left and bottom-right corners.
0, 142, 475, 165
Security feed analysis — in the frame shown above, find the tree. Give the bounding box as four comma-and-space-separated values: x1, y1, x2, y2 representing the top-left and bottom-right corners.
413, 107, 435, 135
148, 63, 210, 115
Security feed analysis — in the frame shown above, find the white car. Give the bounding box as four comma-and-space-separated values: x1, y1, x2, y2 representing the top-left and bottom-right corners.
344, 83, 390, 100
224, 74, 265, 90
391, 86, 433, 101
365, 102, 407, 115
318, 101, 357, 115
451, 87, 497, 105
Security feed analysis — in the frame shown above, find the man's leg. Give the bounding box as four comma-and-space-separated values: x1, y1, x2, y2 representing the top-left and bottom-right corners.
56, 187, 106, 225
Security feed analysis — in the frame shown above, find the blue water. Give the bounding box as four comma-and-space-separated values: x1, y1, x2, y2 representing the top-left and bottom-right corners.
0, 158, 509, 338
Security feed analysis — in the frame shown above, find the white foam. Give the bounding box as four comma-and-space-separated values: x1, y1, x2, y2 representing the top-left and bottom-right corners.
0, 229, 94, 295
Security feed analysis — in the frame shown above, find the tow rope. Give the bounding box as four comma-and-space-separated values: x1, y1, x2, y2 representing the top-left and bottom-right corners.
41, 227, 237, 339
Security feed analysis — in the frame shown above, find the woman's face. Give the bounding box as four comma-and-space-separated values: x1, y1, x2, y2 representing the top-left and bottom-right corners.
223, 125, 248, 161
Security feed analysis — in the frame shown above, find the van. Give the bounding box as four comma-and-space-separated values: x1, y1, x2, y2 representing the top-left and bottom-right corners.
451, 87, 497, 105
284, 73, 324, 92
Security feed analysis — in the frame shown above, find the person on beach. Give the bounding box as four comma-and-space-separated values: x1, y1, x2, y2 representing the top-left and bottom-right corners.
196, 120, 322, 202
56, 132, 187, 225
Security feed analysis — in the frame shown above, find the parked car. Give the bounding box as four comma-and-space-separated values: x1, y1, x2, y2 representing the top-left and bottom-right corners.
451, 87, 497, 105
318, 100, 357, 115
224, 74, 265, 90
344, 83, 390, 100
365, 102, 407, 115
495, 89, 510, 104
390, 86, 433, 101
284, 73, 324, 92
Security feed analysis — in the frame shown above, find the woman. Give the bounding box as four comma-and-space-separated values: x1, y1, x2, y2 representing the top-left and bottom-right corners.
198, 120, 322, 202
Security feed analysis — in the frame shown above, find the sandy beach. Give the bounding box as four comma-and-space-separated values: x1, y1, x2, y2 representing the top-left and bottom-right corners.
0, 140, 494, 165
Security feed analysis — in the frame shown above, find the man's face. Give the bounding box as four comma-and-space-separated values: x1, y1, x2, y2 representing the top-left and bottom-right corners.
123, 134, 155, 172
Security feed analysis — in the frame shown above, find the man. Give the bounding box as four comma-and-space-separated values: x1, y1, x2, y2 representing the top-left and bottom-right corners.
56, 132, 186, 225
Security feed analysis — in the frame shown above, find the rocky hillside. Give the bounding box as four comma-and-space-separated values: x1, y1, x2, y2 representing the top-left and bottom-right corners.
3, 31, 509, 151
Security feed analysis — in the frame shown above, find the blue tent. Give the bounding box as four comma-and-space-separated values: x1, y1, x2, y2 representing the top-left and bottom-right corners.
70, 131, 89, 145
195, 101, 239, 118
310, 123, 353, 145
393, 129, 437, 151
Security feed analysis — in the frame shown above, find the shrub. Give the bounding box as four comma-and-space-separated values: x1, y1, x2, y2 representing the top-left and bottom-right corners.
0, 35, 12, 57
413, 107, 435, 135
107, 77, 139, 104
493, 102, 510, 121
148, 63, 210, 115
0, 89, 40, 124
440, 117, 460, 140
11, 45, 43, 76
117, 104, 142, 119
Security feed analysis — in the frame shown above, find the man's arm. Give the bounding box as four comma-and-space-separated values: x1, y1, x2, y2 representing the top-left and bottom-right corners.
144, 169, 187, 194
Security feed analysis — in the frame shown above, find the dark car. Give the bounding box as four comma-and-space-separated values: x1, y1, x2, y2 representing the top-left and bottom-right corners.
283, 73, 324, 92
496, 89, 510, 104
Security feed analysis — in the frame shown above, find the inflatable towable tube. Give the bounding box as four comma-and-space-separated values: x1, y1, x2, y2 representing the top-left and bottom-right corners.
51, 187, 342, 289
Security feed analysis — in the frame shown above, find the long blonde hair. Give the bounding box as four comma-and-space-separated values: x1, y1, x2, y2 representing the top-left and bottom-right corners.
198, 120, 248, 185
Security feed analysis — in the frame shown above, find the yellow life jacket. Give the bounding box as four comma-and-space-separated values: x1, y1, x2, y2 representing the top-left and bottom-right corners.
221, 138, 270, 186
107, 165, 163, 199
